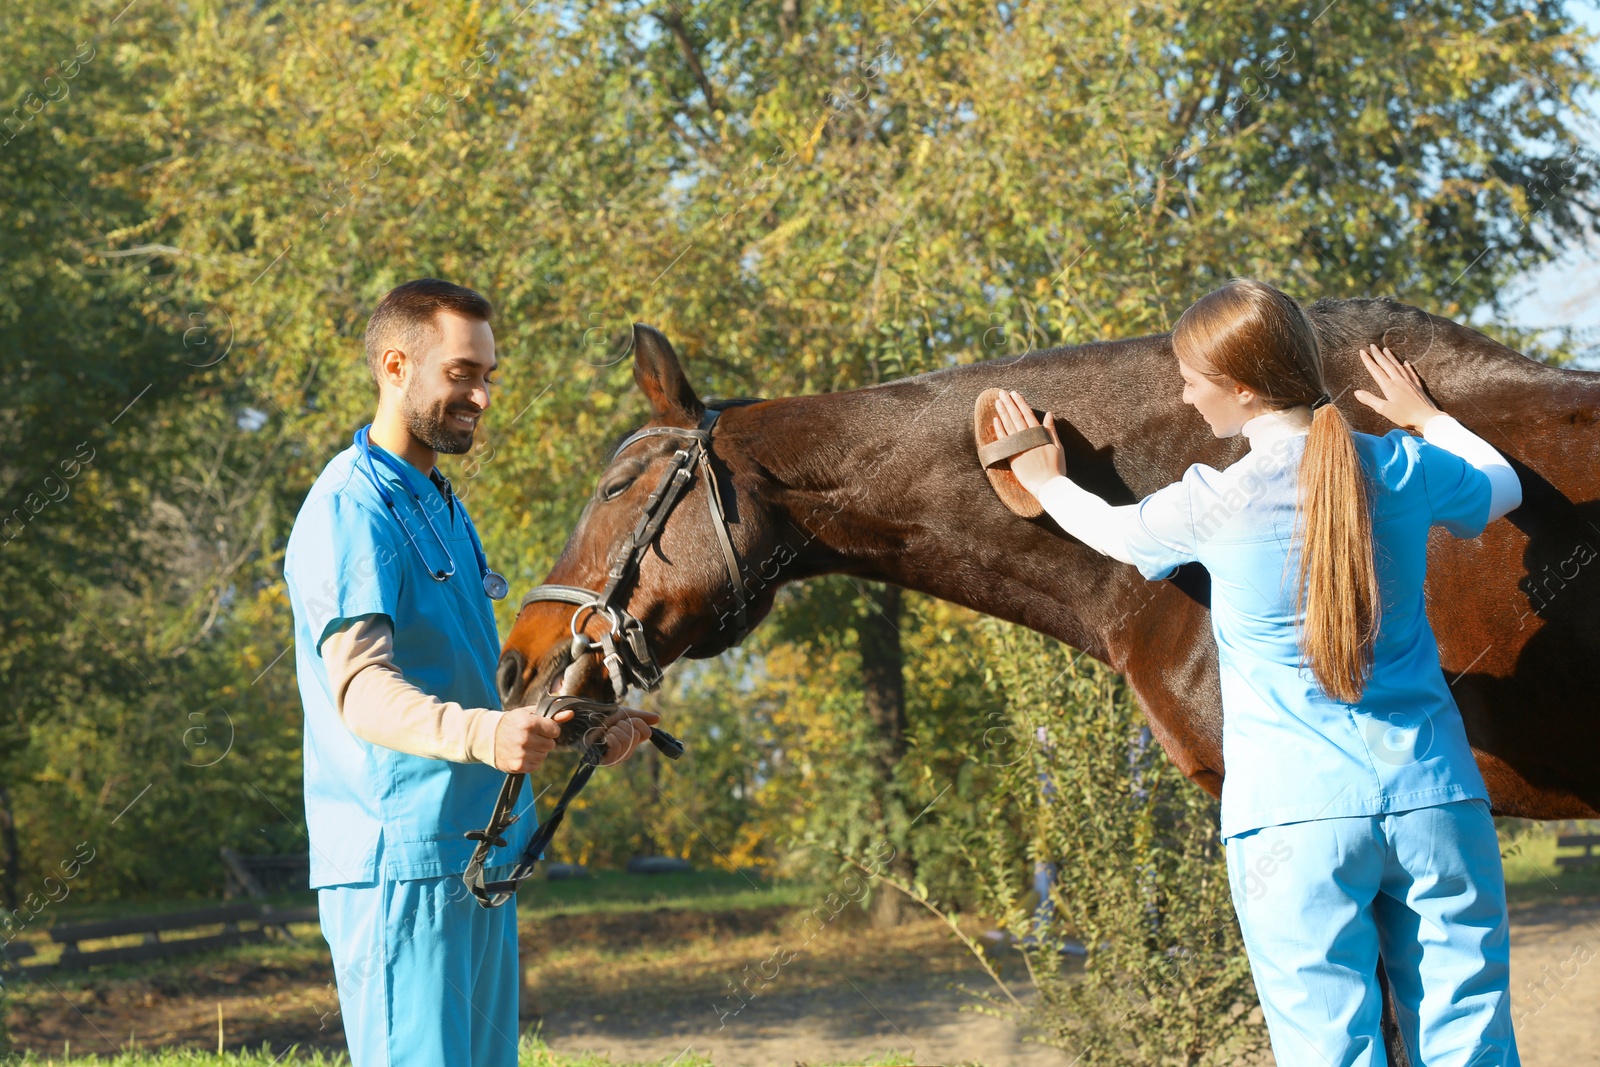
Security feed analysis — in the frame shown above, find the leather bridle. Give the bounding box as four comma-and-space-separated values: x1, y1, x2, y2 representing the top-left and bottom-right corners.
517, 406, 750, 701
463, 406, 749, 907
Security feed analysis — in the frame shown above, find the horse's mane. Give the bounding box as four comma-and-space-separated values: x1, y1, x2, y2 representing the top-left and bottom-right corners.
878, 295, 1578, 392
1304, 295, 1433, 354
706, 397, 768, 410
1306, 295, 1581, 382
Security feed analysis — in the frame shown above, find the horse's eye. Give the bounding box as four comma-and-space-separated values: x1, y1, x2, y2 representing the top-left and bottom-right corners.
598, 476, 634, 501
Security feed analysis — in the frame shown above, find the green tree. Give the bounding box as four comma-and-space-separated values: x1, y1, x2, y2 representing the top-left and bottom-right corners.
4, 0, 1596, 923
0, 0, 232, 901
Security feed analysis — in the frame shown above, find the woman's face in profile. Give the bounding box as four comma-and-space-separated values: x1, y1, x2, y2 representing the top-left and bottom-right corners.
1177, 355, 1260, 439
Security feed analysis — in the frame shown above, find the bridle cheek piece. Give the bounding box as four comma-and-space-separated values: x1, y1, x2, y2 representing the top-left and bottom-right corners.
463, 408, 748, 907
520, 407, 749, 699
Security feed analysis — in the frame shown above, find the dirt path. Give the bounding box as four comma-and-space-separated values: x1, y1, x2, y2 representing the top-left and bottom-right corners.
8, 900, 1600, 1064
534, 901, 1600, 1066
538, 970, 1067, 1067
521, 907, 1071, 1065
1508, 899, 1600, 1066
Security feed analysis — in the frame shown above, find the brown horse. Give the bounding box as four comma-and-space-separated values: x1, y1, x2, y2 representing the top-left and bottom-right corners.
499, 298, 1600, 823
496, 299, 1599, 1064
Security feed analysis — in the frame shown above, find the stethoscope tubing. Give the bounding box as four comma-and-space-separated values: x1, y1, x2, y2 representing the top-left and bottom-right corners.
354, 425, 508, 599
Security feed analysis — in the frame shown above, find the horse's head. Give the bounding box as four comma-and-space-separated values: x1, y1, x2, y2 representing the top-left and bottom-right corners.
496, 324, 782, 735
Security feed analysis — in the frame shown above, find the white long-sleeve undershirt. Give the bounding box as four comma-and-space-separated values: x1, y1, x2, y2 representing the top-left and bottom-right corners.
1418, 413, 1522, 520
1033, 474, 1142, 565
1031, 408, 1521, 566
321, 615, 504, 765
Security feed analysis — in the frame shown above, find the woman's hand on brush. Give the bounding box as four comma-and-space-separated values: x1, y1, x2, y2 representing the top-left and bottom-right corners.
994, 389, 1066, 496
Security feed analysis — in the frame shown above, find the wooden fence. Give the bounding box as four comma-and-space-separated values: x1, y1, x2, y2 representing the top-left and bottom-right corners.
2, 901, 317, 975
1555, 833, 1600, 870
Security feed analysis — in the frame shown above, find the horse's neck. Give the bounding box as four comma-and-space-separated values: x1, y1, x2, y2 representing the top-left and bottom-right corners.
733, 340, 1215, 665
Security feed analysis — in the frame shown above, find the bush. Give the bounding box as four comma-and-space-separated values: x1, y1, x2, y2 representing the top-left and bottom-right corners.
967, 622, 1268, 1066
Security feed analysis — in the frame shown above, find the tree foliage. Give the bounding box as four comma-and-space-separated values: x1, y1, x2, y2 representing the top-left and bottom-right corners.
1, 0, 1595, 925
3, 0, 1597, 1056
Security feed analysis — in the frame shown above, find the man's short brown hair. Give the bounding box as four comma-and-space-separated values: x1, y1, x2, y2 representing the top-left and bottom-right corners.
364, 278, 493, 382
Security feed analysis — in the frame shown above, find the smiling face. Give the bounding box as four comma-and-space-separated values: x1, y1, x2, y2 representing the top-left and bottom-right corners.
395, 310, 497, 455
1176, 353, 1266, 438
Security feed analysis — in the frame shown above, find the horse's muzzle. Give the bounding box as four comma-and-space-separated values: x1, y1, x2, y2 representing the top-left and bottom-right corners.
496, 647, 529, 708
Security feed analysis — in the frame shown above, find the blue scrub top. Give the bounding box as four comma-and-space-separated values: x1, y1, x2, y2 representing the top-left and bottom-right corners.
1123, 427, 1494, 840
283, 439, 533, 887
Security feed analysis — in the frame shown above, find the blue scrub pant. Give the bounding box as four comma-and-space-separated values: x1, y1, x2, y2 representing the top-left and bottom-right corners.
318, 872, 520, 1067
1225, 799, 1518, 1066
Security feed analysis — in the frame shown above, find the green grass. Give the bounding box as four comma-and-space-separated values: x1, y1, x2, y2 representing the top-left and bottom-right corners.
33, 869, 812, 928
513, 869, 817, 918
2, 1034, 930, 1066
3, 1034, 681, 1065
6, 1048, 348, 1066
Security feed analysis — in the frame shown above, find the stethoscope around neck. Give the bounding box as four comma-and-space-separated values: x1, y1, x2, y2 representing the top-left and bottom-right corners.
354, 425, 509, 600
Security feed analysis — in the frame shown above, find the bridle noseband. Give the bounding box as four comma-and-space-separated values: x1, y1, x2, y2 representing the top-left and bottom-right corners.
464, 406, 750, 907
518, 406, 749, 701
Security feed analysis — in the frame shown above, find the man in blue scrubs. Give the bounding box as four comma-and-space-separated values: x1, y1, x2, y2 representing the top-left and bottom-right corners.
283, 278, 658, 1066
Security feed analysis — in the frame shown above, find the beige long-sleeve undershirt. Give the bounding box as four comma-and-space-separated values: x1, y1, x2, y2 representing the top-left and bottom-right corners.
320, 614, 504, 766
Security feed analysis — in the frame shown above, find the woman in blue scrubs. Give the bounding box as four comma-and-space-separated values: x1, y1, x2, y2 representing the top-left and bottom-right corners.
995, 278, 1523, 1065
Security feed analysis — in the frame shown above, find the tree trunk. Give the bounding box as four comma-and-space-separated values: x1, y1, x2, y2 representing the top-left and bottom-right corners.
859, 582, 913, 927
0, 784, 18, 911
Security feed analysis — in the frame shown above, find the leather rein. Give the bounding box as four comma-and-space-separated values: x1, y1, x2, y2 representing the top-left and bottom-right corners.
463, 407, 748, 907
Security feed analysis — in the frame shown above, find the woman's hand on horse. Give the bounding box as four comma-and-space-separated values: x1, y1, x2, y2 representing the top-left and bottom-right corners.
594, 707, 661, 766
492, 706, 570, 773
1354, 344, 1443, 433
994, 388, 1066, 495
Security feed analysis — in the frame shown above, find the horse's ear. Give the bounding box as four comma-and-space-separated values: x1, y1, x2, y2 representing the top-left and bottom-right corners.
631, 324, 704, 427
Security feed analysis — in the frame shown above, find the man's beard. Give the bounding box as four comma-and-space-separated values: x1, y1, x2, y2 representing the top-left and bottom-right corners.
401, 384, 477, 455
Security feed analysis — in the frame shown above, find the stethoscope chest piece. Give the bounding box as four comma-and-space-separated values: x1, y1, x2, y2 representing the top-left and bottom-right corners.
483, 570, 509, 601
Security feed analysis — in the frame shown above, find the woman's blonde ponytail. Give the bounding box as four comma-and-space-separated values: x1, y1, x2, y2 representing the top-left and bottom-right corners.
1172, 280, 1381, 703
1295, 399, 1381, 702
